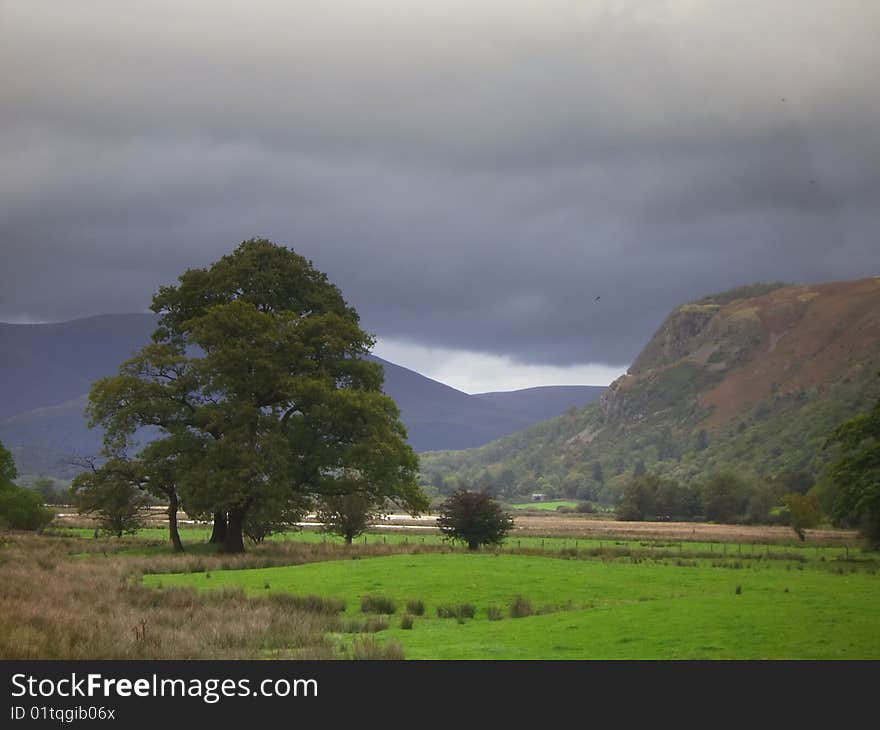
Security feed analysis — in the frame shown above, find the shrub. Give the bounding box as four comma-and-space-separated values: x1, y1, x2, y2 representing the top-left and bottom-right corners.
406, 599, 425, 616
400, 614, 414, 630
510, 595, 533, 618
71, 460, 149, 537
360, 594, 396, 614
487, 606, 503, 621
437, 489, 514, 550
0, 487, 54, 531
782, 493, 821, 541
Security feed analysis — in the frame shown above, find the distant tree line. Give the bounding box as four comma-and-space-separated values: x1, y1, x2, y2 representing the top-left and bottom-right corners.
614, 469, 818, 529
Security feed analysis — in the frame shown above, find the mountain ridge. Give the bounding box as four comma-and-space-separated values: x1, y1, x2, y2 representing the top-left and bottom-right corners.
0, 314, 604, 477
421, 276, 880, 501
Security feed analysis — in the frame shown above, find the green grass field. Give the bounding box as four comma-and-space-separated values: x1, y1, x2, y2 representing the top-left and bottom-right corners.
507, 500, 578, 511
143, 552, 880, 659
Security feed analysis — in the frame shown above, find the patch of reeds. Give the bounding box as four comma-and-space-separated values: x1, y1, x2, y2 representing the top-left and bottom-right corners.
405, 599, 425, 616
360, 594, 397, 614
509, 595, 533, 618
436, 603, 475, 620
0, 533, 397, 660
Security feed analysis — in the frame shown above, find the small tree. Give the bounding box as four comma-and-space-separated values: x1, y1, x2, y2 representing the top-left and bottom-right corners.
32, 477, 70, 506
0, 488, 55, 531
72, 458, 149, 537
0, 441, 54, 532
316, 493, 387, 544
0, 440, 17, 485
437, 489, 514, 551
782, 492, 821, 541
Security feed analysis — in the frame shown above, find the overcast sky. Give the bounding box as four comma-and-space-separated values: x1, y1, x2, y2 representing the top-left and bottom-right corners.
2, 1, 878, 392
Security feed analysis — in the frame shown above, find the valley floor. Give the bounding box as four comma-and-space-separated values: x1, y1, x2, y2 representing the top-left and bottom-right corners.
1, 520, 875, 660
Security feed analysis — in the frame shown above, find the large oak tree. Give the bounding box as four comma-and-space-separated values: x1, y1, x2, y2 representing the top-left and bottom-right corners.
86, 239, 426, 552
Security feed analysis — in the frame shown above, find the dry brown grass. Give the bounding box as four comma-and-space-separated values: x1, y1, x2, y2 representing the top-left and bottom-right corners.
509, 515, 860, 545
0, 532, 421, 660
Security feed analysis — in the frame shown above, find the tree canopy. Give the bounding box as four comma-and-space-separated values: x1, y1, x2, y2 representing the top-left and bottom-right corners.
437, 489, 514, 551
315, 493, 387, 545
825, 376, 880, 549
616, 473, 700, 521
85, 239, 426, 551
0, 441, 54, 532
72, 457, 150, 537
0, 440, 17, 486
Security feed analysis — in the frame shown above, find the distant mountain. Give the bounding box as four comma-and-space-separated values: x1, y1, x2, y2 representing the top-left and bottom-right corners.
0, 314, 158, 421
421, 277, 880, 500
0, 314, 604, 478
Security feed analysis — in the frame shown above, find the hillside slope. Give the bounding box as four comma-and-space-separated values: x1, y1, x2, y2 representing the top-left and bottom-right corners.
475, 386, 605, 423
0, 314, 158, 421
421, 277, 880, 501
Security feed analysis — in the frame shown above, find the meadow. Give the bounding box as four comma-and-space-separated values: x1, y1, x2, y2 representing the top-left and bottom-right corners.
143, 550, 880, 659
3, 523, 878, 660
507, 500, 579, 511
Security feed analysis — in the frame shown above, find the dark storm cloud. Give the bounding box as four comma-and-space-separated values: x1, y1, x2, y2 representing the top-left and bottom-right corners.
2, 1, 879, 365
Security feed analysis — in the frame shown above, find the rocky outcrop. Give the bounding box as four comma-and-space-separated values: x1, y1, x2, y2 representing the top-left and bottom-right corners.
629, 304, 719, 374
605, 277, 880, 431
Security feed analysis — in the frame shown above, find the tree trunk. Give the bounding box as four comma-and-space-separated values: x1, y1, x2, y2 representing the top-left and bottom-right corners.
468, 540, 480, 551
344, 534, 353, 545
167, 491, 184, 553
209, 511, 227, 544
223, 508, 246, 553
